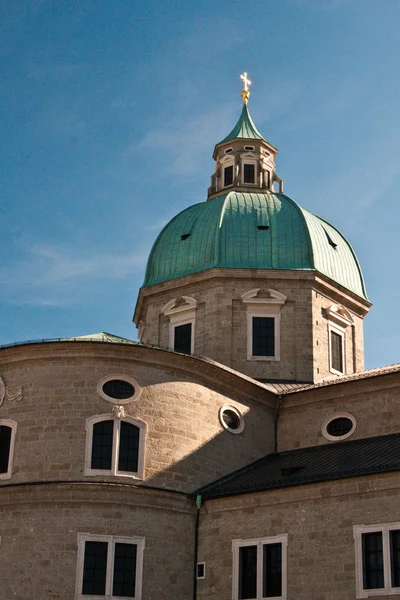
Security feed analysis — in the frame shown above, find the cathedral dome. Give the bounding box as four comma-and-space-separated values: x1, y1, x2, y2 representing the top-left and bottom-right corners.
143, 190, 367, 300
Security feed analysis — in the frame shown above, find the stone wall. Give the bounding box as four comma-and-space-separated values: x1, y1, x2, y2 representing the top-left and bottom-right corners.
278, 373, 400, 451
135, 268, 369, 384
0, 341, 275, 493
197, 472, 400, 600
0, 483, 195, 600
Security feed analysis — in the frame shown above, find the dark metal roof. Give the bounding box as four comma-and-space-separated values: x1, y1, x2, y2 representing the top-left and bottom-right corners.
197, 432, 400, 499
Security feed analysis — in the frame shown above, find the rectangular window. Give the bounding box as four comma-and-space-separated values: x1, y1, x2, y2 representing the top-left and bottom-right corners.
224, 165, 234, 186
0, 420, 17, 480
0, 425, 12, 474
252, 317, 275, 357
331, 330, 344, 373
243, 163, 255, 184
355, 524, 400, 598
174, 323, 192, 354
233, 535, 287, 600
76, 534, 145, 600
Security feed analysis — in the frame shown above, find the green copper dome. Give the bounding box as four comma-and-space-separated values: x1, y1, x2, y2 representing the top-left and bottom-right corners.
143, 191, 367, 300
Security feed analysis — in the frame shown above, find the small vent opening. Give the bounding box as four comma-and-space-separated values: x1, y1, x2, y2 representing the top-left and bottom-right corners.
323, 227, 338, 249
181, 233, 191, 241
257, 225, 269, 231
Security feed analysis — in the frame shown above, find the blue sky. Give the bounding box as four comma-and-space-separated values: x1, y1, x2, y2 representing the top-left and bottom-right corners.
1, 0, 400, 370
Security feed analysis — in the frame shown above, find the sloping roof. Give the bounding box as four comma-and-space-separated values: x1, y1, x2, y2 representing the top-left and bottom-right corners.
198, 432, 400, 499
143, 191, 368, 300
217, 103, 265, 145
285, 363, 400, 394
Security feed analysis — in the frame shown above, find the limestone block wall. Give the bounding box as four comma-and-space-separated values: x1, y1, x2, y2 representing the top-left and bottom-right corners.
197, 472, 400, 600
311, 283, 366, 382
0, 484, 194, 600
136, 269, 319, 383
278, 374, 400, 451
0, 341, 275, 493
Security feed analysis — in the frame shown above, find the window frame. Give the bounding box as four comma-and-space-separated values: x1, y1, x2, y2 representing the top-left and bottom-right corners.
170, 315, 195, 355
162, 296, 197, 356
321, 412, 356, 442
85, 414, 146, 480
0, 419, 17, 481
329, 323, 346, 376
241, 158, 258, 186
354, 523, 400, 598
232, 534, 288, 600
97, 374, 141, 405
75, 533, 145, 600
242, 289, 286, 362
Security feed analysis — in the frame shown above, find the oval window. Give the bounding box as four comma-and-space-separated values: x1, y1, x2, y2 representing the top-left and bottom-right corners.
219, 405, 244, 435
224, 147, 233, 154
244, 145, 255, 151
322, 413, 356, 441
97, 374, 140, 404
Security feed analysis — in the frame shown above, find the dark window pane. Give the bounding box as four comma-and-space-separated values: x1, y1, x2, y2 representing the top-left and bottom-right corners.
82, 541, 108, 595
362, 532, 384, 589
243, 164, 255, 184
174, 323, 192, 354
118, 422, 140, 473
103, 379, 135, 400
326, 417, 353, 437
224, 165, 233, 186
263, 543, 282, 597
113, 543, 137, 598
222, 409, 241, 430
252, 317, 275, 357
0, 426, 12, 474
239, 545, 257, 599
91, 420, 113, 470
331, 331, 343, 372
390, 530, 400, 588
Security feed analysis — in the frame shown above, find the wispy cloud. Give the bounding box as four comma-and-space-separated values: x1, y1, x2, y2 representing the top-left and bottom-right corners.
0, 242, 146, 307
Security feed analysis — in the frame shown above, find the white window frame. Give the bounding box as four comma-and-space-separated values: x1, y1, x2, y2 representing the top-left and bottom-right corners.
241, 157, 258, 186
162, 296, 197, 355
84, 413, 146, 479
97, 374, 141, 405
321, 412, 356, 442
75, 533, 145, 600
232, 534, 288, 600
0, 419, 17, 480
242, 289, 287, 362
220, 155, 235, 189
354, 523, 400, 598
329, 323, 346, 376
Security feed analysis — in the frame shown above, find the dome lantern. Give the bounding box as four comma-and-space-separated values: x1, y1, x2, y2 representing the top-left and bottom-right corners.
208, 73, 283, 199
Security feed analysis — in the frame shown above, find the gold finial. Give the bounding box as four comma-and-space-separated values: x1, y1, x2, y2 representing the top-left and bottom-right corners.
240, 72, 252, 104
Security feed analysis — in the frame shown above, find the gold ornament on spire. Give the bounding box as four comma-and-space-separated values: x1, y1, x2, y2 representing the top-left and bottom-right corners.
240, 72, 252, 104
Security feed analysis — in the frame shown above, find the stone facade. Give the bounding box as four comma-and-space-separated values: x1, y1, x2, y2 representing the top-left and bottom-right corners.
197, 472, 400, 600
135, 268, 369, 384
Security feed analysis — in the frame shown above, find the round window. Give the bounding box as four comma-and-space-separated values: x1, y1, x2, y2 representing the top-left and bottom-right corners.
219, 406, 244, 435
97, 374, 140, 404
321, 413, 356, 441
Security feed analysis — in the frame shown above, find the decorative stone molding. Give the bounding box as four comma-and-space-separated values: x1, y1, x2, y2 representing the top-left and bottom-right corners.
0, 376, 23, 409
241, 288, 287, 305
324, 304, 354, 328
161, 295, 197, 316
112, 405, 125, 420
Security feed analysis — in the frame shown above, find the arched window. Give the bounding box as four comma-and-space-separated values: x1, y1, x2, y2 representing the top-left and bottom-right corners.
0, 419, 17, 480
85, 413, 146, 479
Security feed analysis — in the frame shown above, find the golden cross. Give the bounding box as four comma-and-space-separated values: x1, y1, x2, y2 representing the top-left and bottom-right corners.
240, 72, 252, 92
240, 72, 251, 104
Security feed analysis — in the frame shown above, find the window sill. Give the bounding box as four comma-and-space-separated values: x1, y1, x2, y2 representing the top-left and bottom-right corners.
247, 355, 280, 361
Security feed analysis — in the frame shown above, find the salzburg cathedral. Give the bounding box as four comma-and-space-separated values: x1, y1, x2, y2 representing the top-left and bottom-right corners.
1, 74, 400, 600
